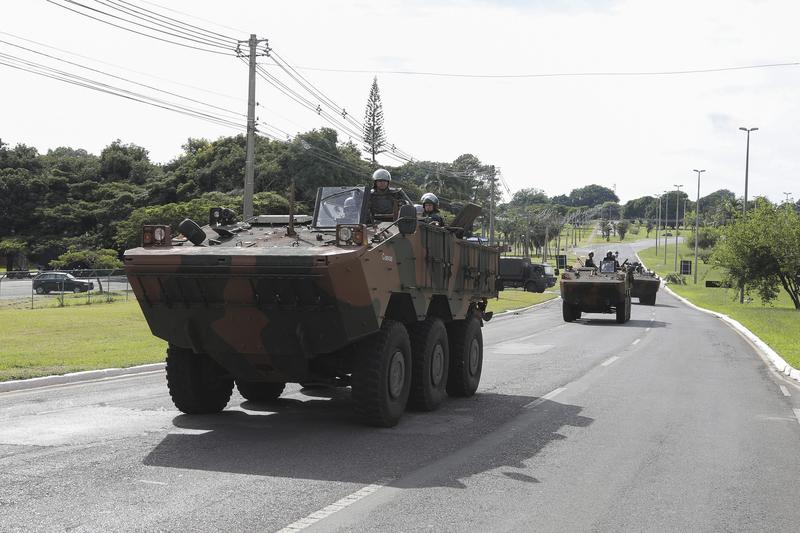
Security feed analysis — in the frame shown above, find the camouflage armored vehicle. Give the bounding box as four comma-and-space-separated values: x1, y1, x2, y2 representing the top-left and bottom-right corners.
560, 259, 632, 324
124, 186, 499, 427
629, 261, 660, 305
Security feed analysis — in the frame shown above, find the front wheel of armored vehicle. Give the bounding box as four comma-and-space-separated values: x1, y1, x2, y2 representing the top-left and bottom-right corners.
446, 316, 483, 397
352, 320, 412, 427
408, 317, 450, 411
236, 381, 285, 402
165, 345, 234, 414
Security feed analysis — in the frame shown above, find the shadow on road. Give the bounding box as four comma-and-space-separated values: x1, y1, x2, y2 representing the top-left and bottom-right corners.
578, 319, 667, 328
143, 391, 593, 488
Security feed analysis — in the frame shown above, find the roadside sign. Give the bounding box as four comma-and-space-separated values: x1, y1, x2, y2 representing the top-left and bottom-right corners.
680, 260, 692, 275
556, 254, 567, 269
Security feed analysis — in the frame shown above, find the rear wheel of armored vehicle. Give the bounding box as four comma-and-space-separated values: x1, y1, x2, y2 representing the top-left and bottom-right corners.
446, 315, 483, 397
352, 320, 412, 427
165, 345, 234, 414
616, 295, 631, 324
562, 301, 581, 322
408, 317, 450, 411
525, 281, 535, 292
236, 381, 286, 402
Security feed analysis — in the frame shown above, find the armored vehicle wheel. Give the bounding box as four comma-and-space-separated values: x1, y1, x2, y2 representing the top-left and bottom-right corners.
525, 281, 535, 292
165, 345, 234, 414
408, 317, 450, 411
352, 320, 412, 427
236, 381, 285, 402
616, 295, 630, 324
446, 315, 483, 397
562, 301, 580, 322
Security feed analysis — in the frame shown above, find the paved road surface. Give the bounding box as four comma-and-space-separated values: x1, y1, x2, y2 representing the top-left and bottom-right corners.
0, 278, 130, 300
2, 242, 799, 532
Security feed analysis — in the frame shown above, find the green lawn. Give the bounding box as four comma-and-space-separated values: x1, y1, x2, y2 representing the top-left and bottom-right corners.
638, 242, 800, 368
487, 288, 558, 314
0, 300, 166, 381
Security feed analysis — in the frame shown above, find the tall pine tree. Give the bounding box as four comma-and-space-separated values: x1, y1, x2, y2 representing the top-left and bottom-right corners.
363, 77, 387, 163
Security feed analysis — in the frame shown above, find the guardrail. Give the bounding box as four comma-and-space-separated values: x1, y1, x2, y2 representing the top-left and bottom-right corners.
0, 268, 131, 309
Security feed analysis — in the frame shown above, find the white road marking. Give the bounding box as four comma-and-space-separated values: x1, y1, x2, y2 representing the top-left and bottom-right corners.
632, 339, 641, 345
793, 409, 800, 426
276, 481, 387, 532
650, 318, 655, 323
601, 356, 620, 367
780, 385, 791, 397
0, 370, 165, 396
137, 480, 167, 486
523, 387, 566, 409
645, 327, 651, 332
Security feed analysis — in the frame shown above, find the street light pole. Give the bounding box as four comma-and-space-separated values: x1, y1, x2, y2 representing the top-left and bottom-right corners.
655, 194, 661, 254
739, 126, 758, 303
663, 190, 669, 265
692, 169, 705, 284
673, 184, 683, 272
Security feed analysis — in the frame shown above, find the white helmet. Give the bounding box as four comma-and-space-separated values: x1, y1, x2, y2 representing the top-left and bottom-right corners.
372, 168, 391, 182
421, 192, 439, 206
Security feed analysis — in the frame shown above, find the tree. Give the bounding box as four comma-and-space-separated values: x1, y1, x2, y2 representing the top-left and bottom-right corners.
49, 248, 123, 270
0, 238, 28, 271
362, 77, 387, 163
568, 184, 618, 207
508, 188, 549, 207
712, 201, 800, 309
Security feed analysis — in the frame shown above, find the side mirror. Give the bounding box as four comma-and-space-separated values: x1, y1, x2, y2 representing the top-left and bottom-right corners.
397, 205, 418, 235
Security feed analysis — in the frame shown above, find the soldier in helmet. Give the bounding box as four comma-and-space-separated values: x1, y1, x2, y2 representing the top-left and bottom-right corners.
584, 251, 596, 268
368, 168, 409, 220
600, 250, 617, 272
420, 192, 444, 226
343, 195, 360, 219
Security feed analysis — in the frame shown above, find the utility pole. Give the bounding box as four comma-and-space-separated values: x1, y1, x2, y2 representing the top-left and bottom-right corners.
663, 190, 669, 265
240, 34, 269, 220
692, 169, 705, 284
488, 170, 496, 245
674, 184, 683, 272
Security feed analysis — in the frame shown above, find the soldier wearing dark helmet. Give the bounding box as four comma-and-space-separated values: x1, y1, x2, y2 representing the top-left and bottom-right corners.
368, 168, 409, 219
420, 192, 444, 226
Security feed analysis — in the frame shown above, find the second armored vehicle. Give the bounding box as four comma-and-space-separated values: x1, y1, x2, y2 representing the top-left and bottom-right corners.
560, 259, 632, 323
629, 262, 660, 305
124, 186, 499, 427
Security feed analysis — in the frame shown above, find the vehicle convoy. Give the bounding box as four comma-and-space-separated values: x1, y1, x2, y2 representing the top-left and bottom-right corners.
560, 259, 632, 324
124, 186, 499, 427
497, 257, 553, 293
629, 261, 660, 305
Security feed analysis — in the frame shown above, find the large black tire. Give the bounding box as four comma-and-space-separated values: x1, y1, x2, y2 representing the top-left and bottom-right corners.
408, 317, 450, 411
563, 301, 580, 322
616, 295, 630, 324
351, 320, 412, 427
625, 295, 632, 321
165, 345, 234, 414
524, 281, 535, 292
236, 381, 286, 402
446, 316, 483, 397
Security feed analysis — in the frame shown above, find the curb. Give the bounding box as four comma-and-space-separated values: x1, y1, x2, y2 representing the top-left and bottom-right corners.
636, 253, 800, 384
0, 363, 165, 393
493, 293, 561, 320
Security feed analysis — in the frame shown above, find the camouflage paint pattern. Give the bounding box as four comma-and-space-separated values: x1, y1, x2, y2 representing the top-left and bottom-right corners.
560, 268, 632, 313
124, 219, 498, 382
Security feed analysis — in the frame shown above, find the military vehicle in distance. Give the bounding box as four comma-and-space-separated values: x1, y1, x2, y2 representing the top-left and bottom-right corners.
560, 258, 632, 324
497, 257, 551, 293
629, 262, 660, 305
124, 186, 499, 427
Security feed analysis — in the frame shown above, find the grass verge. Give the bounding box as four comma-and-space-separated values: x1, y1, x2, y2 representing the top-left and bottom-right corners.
0, 300, 165, 382
638, 243, 800, 369
487, 288, 558, 314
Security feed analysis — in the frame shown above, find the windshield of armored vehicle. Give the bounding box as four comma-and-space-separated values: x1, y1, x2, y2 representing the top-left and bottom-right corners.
312, 186, 368, 229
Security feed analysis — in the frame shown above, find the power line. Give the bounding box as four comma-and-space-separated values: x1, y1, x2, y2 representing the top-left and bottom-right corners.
114, 0, 238, 42
46, 0, 234, 55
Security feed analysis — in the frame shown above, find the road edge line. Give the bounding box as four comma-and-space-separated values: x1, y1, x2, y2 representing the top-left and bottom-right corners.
636, 253, 800, 384
493, 294, 560, 319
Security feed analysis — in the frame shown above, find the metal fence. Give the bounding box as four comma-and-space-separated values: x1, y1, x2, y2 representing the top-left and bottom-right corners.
0, 268, 132, 309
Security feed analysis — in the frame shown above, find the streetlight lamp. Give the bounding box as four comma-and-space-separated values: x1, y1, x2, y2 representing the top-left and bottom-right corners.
739, 126, 758, 303
674, 184, 683, 272
692, 169, 705, 284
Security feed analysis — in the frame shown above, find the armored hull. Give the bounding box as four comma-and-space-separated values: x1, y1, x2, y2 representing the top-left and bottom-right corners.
559, 267, 632, 323
631, 274, 660, 305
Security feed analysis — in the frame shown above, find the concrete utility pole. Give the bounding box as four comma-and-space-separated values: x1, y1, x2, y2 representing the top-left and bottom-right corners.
241, 34, 269, 220
674, 184, 683, 272
488, 170, 496, 245
739, 126, 758, 302
663, 190, 669, 265
693, 169, 705, 284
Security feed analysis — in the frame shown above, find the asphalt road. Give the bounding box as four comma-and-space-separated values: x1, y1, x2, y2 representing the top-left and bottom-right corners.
0, 278, 130, 300
2, 242, 799, 532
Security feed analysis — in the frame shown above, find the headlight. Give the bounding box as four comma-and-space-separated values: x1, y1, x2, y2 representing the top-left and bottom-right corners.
336, 224, 365, 246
